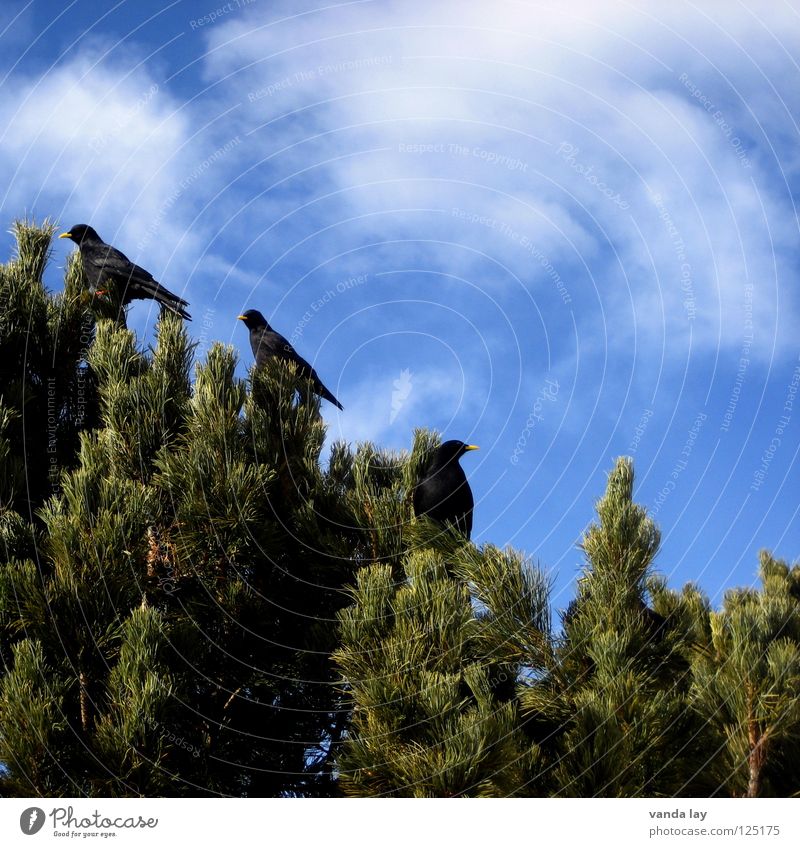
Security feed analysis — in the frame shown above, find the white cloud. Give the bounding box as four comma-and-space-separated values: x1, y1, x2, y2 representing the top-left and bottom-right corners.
1, 51, 182, 230
195, 0, 799, 361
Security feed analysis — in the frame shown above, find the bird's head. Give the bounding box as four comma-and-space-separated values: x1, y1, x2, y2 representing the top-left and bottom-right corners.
237, 309, 269, 330
58, 224, 101, 245
436, 440, 480, 465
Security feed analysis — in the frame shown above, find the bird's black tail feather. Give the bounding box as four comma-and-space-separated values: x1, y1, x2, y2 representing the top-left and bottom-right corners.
145, 281, 191, 320
320, 385, 343, 410
157, 297, 192, 320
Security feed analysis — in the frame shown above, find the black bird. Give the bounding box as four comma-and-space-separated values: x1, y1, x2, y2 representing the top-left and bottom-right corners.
413, 440, 479, 539
237, 308, 343, 410
59, 224, 191, 320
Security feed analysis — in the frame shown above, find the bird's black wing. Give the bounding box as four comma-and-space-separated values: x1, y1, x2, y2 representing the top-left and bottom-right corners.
83, 243, 191, 319
250, 327, 290, 365
282, 340, 344, 411
412, 456, 435, 518
460, 482, 474, 539
412, 477, 426, 518
413, 465, 473, 539
254, 328, 343, 410
444, 466, 474, 539
82, 242, 153, 285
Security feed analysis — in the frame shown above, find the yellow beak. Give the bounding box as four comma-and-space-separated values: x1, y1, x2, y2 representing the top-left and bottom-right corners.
464, 445, 479, 451
237, 315, 247, 321
58, 232, 71, 239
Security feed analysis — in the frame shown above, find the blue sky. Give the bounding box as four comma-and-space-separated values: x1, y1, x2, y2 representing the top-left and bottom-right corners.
1, 0, 798, 611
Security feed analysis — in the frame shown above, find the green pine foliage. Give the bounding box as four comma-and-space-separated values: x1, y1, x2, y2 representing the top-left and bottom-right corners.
686, 551, 800, 797
519, 459, 709, 796
0, 219, 95, 525
0, 221, 798, 797
334, 540, 549, 797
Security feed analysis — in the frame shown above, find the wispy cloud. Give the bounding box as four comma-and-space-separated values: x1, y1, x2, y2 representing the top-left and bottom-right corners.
196, 0, 798, 360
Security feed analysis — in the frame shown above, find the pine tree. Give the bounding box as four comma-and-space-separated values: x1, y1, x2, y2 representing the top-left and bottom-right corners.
0, 219, 95, 541
334, 479, 552, 796
0, 220, 98, 794
520, 458, 701, 796
687, 551, 800, 797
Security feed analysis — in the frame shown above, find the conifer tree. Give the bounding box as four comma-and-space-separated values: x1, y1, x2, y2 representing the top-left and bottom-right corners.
0, 219, 94, 543
1, 220, 98, 793
334, 483, 552, 796
687, 551, 800, 797
520, 458, 701, 796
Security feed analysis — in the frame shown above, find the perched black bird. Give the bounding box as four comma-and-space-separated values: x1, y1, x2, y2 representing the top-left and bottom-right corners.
237, 308, 343, 410
59, 224, 191, 320
413, 440, 479, 539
